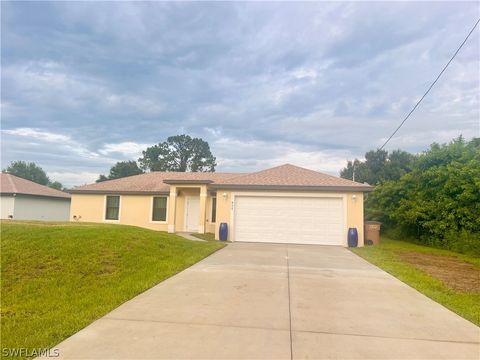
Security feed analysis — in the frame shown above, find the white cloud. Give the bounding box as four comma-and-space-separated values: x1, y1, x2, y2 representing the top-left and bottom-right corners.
98, 142, 151, 158
2, 127, 101, 160
204, 127, 223, 137
213, 137, 353, 176
2, 128, 70, 142
48, 171, 99, 188
291, 67, 318, 80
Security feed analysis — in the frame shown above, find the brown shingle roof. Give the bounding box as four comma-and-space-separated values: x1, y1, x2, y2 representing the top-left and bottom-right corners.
214, 164, 372, 190
0, 173, 70, 199
69, 164, 372, 194
70, 172, 243, 194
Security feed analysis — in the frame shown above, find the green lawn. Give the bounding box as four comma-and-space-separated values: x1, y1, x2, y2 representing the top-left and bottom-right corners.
192, 232, 216, 241
352, 237, 480, 326
1, 221, 225, 358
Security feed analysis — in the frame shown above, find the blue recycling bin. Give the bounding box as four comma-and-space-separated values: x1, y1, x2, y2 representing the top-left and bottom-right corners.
219, 223, 228, 241
347, 227, 358, 247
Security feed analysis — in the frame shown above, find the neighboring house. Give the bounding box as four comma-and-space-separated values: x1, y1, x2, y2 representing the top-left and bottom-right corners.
70, 164, 372, 246
0, 173, 71, 221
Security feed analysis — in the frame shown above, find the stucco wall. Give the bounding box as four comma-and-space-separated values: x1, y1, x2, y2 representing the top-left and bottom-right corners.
70, 194, 168, 231
13, 195, 70, 221
346, 192, 364, 246
0, 195, 15, 219
70, 190, 365, 246
214, 190, 365, 246
71, 191, 217, 233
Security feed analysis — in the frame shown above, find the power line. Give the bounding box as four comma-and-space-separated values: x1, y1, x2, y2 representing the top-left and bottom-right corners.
379, 17, 480, 150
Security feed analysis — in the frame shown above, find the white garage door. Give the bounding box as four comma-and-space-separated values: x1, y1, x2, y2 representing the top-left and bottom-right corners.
234, 196, 344, 245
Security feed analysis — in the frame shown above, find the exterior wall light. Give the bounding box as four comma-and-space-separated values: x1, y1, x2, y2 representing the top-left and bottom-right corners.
222, 192, 228, 199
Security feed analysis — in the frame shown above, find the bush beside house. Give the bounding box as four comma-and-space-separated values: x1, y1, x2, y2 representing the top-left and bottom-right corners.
342, 137, 480, 255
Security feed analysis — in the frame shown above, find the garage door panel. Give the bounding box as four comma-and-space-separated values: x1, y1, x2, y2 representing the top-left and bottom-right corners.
234, 196, 344, 245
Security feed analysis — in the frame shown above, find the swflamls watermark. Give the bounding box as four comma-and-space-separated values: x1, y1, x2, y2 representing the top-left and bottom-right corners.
2, 347, 59, 358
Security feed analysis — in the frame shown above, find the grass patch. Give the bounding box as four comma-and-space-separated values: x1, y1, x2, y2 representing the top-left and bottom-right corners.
1, 221, 225, 358
351, 237, 480, 326
191, 232, 216, 241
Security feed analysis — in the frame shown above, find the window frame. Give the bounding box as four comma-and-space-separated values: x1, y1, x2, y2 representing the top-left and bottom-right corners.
104, 195, 121, 222
210, 196, 217, 223
150, 196, 169, 223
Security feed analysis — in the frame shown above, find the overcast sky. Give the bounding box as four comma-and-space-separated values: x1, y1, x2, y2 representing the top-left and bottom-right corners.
1, 1, 479, 187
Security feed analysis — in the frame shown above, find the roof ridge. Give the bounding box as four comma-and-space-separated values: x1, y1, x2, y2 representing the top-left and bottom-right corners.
209, 164, 298, 185
273, 163, 369, 186
213, 163, 370, 187
289, 164, 366, 186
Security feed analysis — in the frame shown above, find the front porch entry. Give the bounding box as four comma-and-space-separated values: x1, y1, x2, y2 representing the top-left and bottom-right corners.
166, 182, 210, 235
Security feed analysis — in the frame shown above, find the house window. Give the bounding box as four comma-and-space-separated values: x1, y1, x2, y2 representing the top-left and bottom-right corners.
152, 196, 167, 222
105, 195, 120, 220
211, 197, 217, 223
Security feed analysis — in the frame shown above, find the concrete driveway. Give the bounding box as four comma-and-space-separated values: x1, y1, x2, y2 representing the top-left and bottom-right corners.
51, 243, 479, 359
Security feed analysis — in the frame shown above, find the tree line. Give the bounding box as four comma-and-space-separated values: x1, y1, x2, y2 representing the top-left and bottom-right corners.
341, 136, 480, 255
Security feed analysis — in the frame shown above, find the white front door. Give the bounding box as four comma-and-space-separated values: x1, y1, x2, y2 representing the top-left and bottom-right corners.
185, 196, 200, 232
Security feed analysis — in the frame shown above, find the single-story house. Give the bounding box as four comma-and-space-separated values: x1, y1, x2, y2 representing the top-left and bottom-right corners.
69, 164, 372, 246
0, 173, 71, 221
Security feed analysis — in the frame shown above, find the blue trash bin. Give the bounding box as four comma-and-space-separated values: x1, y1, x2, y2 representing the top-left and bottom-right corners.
219, 223, 228, 241
347, 227, 358, 247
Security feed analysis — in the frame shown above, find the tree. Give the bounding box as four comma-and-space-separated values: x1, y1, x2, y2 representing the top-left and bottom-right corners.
48, 181, 64, 190
96, 175, 109, 183
365, 137, 480, 255
4, 161, 50, 185
3, 161, 64, 190
340, 149, 414, 185
138, 135, 216, 172
97, 161, 144, 182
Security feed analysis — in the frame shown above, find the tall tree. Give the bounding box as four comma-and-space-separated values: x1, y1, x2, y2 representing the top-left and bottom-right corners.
96, 161, 144, 182
3, 161, 64, 190
138, 135, 216, 172
340, 149, 414, 185
4, 161, 50, 185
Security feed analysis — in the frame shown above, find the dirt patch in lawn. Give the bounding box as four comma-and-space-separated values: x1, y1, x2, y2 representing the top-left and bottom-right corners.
398, 251, 480, 292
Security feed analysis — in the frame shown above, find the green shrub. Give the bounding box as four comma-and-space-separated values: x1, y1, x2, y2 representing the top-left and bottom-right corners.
362, 137, 480, 255
443, 230, 480, 257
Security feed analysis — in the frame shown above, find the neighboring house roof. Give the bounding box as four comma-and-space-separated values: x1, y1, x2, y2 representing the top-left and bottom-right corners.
69, 164, 372, 194
0, 173, 71, 199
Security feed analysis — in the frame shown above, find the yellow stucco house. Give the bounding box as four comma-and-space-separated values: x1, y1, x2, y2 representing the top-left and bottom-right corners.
69, 164, 372, 246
